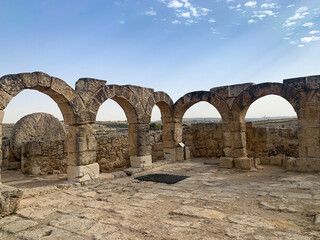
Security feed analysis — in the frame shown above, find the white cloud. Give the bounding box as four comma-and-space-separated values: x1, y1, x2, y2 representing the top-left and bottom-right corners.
229, 4, 241, 10
185, 19, 195, 25
283, 6, 309, 28
200, 8, 211, 16
252, 10, 276, 20
211, 27, 219, 34
177, 11, 191, 18
145, 9, 157, 16
302, 22, 314, 27
310, 30, 320, 35
172, 19, 181, 24
118, 20, 125, 25
301, 36, 320, 43
287, 4, 295, 8
248, 19, 257, 24
208, 19, 216, 23
244, 1, 257, 8
283, 21, 296, 27
298, 44, 304, 47
168, 0, 183, 8
226, 0, 234, 2
261, 3, 280, 9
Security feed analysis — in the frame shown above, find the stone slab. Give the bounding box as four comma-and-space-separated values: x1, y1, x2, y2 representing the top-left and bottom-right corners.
67, 163, 100, 182
219, 157, 234, 169
130, 155, 152, 168
171, 206, 226, 219
234, 157, 253, 170
0, 185, 23, 218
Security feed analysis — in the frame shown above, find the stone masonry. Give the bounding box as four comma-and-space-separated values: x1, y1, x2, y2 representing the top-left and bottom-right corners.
1, 72, 320, 182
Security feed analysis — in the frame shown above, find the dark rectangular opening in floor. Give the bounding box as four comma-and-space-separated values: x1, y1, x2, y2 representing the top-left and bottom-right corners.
135, 174, 189, 184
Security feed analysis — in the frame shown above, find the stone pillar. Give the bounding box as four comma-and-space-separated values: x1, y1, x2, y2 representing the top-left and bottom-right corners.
65, 124, 99, 182
295, 106, 320, 171
162, 117, 182, 161
128, 123, 152, 167
220, 120, 253, 170
0, 110, 4, 183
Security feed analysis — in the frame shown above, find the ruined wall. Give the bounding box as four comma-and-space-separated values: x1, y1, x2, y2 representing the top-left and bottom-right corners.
182, 121, 298, 159
21, 140, 67, 174
94, 130, 163, 172
183, 123, 224, 158
246, 122, 299, 158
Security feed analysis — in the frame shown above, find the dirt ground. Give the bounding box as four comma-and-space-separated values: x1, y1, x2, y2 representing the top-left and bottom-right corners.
0, 158, 320, 240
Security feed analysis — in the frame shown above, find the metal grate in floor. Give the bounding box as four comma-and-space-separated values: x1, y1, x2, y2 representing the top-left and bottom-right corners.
135, 173, 189, 184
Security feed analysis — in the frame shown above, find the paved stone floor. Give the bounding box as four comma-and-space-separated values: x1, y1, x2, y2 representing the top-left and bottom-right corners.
1, 158, 320, 240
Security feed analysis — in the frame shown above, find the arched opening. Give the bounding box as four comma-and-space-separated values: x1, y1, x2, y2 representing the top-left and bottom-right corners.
244, 94, 298, 160
1, 89, 68, 182
181, 101, 223, 159
95, 98, 133, 172
150, 105, 164, 162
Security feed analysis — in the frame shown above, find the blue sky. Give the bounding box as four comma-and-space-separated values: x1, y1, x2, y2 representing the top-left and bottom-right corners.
1, 0, 319, 122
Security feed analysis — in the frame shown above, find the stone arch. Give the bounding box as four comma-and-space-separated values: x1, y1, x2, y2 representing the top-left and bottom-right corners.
173, 91, 229, 121
86, 85, 142, 124
0, 72, 86, 125
232, 83, 300, 121
146, 91, 174, 122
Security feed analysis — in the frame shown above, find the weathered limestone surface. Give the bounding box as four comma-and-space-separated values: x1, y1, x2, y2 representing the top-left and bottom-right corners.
0, 185, 23, 218
10, 113, 66, 159
0, 160, 319, 239
1, 72, 320, 179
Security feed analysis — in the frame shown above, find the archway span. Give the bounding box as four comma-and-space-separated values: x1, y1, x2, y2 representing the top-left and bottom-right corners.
231, 82, 299, 121
87, 85, 141, 124
173, 91, 228, 121
146, 91, 174, 122
0, 72, 85, 125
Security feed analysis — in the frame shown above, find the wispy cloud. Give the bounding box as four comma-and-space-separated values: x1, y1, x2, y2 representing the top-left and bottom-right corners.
172, 19, 181, 24
248, 19, 257, 24
283, 6, 309, 28
261, 3, 280, 9
244, 1, 257, 8
145, 9, 157, 16
302, 22, 314, 27
159, 0, 212, 25
310, 30, 320, 34
208, 18, 216, 23
229, 4, 241, 10
167, 0, 183, 8
301, 36, 320, 43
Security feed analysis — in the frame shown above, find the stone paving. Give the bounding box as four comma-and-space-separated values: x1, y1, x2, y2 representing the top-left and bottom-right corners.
1, 158, 320, 240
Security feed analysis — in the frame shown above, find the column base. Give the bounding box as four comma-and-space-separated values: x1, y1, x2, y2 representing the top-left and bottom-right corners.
130, 155, 152, 168
67, 163, 100, 182
163, 148, 176, 161
286, 158, 320, 172
219, 157, 234, 169
219, 157, 254, 170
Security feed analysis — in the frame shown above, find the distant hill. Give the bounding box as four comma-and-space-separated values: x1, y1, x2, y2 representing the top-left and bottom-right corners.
153, 116, 297, 123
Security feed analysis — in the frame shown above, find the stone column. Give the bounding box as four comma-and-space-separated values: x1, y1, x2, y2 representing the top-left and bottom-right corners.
295, 106, 320, 171
128, 123, 152, 167
0, 110, 4, 183
65, 124, 99, 182
220, 120, 253, 170
162, 117, 182, 161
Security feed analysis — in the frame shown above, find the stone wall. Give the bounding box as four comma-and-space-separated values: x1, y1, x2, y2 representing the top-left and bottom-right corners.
1, 119, 299, 173
183, 123, 224, 158
21, 140, 67, 175
94, 130, 163, 172
246, 122, 299, 158
181, 121, 298, 159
